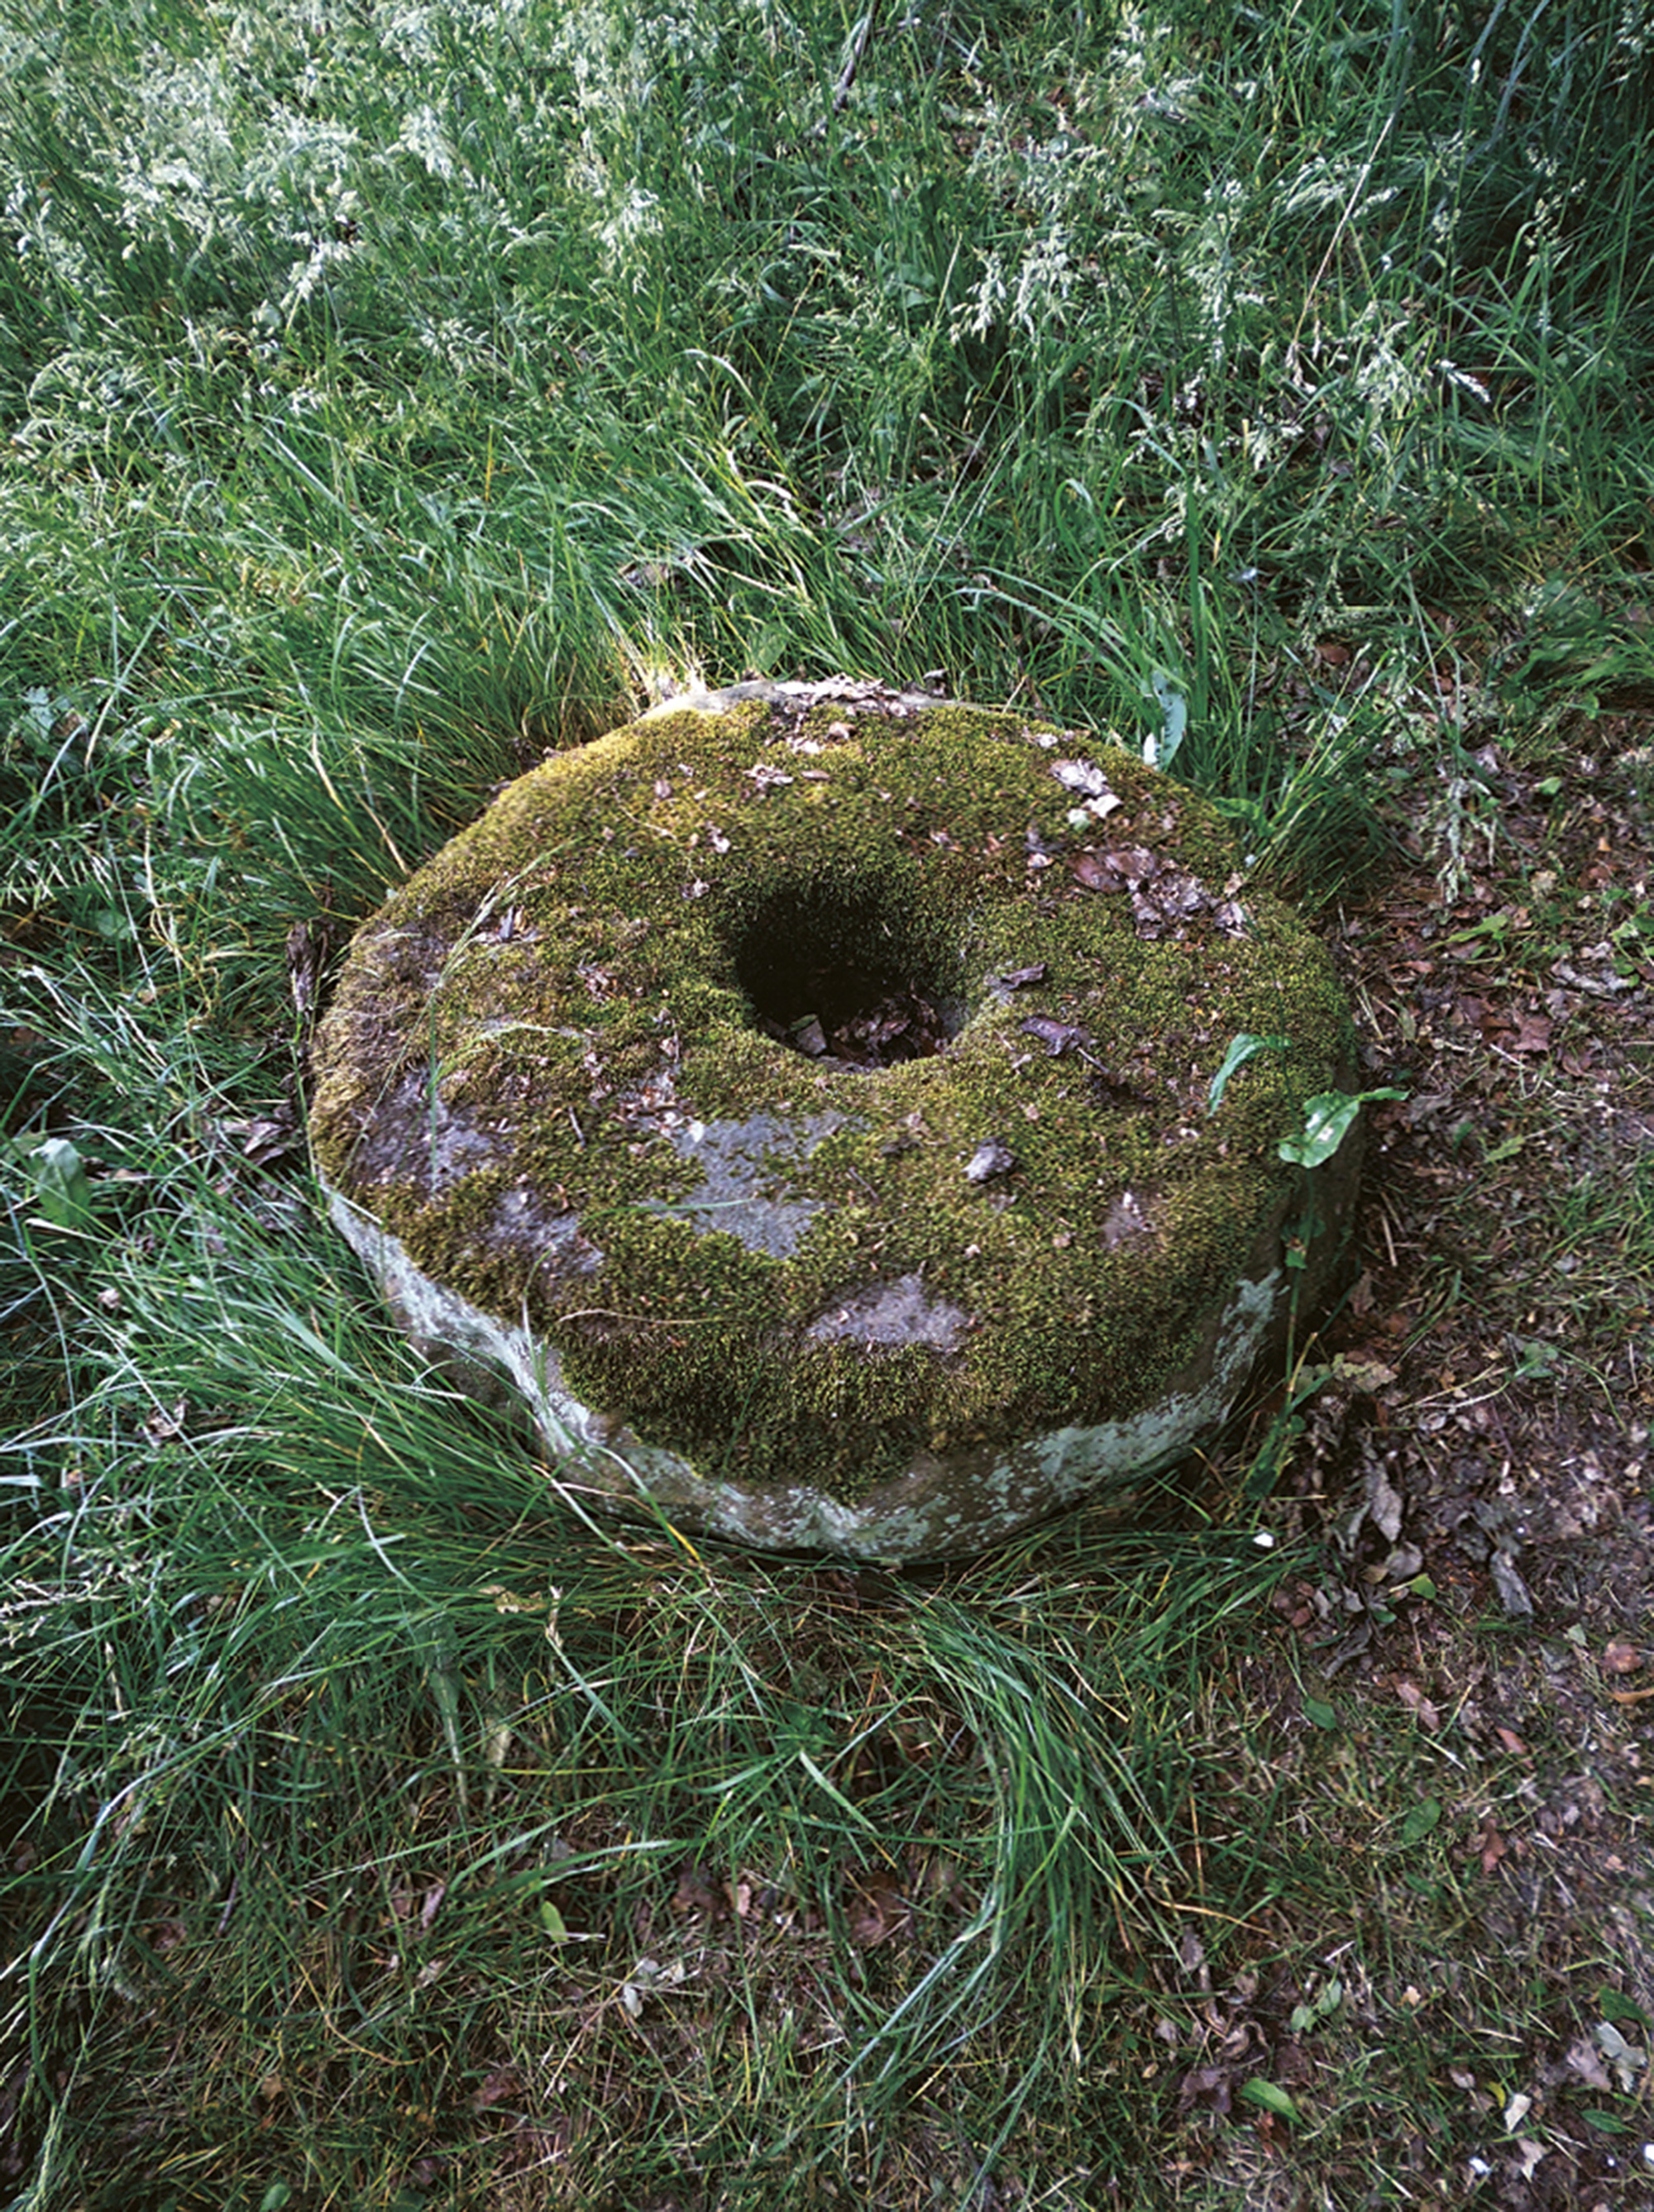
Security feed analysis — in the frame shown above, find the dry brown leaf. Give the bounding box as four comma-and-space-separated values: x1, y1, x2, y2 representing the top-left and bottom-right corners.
1178, 2065, 1232, 2115
143, 1399, 188, 1443
671, 1860, 724, 1923
1394, 1679, 1441, 1730
1562, 2036, 1613, 2092
1467, 1821, 1508, 1875
847, 1874, 911, 1948
1365, 1464, 1405, 1543
1068, 850, 1121, 891
471, 2065, 526, 2111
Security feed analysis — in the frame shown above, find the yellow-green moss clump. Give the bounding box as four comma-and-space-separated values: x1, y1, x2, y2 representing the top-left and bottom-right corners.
310, 689, 1355, 1535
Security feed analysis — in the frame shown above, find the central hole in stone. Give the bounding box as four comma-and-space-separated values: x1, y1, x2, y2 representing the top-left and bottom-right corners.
732, 889, 957, 1070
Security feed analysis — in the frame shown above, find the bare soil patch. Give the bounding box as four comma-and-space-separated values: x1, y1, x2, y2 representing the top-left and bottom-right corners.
1220, 713, 1654, 2206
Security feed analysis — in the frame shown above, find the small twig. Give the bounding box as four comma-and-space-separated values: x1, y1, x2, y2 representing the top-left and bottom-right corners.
810, 4, 877, 138
556, 1306, 725, 1328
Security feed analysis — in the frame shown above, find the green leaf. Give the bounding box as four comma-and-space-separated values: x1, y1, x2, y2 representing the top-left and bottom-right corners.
1238, 2077, 1299, 2121
1582, 2110, 1631, 2133
1278, 1091, 1360, 1168
1512, 1338, 1561, 1382
1400, 1796, 1441, 1847
28, 1136, 94, 1232
539, 1900, 568, 1941
1149, 669, 1188, 770
1279, 1087, 1405, 1168
1288, 1978, 1343, 2034
1597, 1988, 1649, 2027
1303, 1695, 1338, 1731
1207, 1032, 1289, 1116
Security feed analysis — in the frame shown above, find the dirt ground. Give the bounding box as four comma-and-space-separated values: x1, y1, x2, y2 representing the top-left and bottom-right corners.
1249, 714, 1654, 2207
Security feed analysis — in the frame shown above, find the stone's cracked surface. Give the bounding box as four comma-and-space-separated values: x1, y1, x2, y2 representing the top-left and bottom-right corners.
310, 680, 1361, 1558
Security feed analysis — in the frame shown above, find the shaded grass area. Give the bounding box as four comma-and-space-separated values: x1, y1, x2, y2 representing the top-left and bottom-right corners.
3, 0, 1654, 2203
1, 1190, 1276, 2205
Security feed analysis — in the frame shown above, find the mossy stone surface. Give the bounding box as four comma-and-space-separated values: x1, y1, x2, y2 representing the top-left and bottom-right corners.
309, 681, 1360, 1559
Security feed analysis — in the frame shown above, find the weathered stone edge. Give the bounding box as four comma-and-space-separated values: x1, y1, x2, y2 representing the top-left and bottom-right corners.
322, 1137, 1355, 1561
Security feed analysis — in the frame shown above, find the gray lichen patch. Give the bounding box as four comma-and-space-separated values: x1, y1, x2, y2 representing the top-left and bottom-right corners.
803, 1273, 971, 1353
636, 1108, 856, 1259
309, 685, 1360, 1533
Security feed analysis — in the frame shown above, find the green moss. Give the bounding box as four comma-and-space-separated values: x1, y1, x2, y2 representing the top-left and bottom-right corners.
310, 698, 1355, 1502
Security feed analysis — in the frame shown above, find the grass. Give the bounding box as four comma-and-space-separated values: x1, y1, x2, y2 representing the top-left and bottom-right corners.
3, 0, 1654, 2204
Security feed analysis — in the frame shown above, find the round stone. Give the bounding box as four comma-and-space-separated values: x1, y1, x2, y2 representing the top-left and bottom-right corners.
308, 680, 1360, 1560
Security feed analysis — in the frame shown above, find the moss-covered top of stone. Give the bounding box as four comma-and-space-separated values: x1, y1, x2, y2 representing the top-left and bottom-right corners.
309, 695, 1354, 1501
